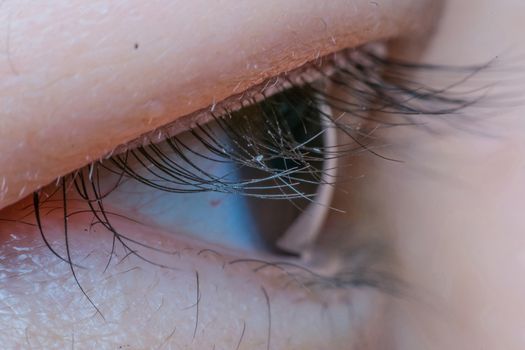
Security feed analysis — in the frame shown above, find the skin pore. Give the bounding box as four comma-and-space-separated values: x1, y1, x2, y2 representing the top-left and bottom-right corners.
1, 0, 525, 349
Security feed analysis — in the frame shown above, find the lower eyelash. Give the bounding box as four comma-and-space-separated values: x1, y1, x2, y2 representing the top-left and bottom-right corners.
23, 45, 480, 308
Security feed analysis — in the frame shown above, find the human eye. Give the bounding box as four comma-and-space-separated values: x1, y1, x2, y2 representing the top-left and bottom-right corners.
0, 0, 502, 349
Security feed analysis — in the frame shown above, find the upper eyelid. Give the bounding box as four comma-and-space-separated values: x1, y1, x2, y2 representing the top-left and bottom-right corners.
0, 0, 437, 210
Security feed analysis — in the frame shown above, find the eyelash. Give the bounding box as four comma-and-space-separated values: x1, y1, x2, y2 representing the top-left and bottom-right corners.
16, 45, 477, 311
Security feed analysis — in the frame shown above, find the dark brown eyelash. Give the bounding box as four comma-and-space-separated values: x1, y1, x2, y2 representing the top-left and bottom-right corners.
6, 45, 484, 315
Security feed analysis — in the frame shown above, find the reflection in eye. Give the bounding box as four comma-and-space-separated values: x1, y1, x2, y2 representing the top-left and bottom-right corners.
17, 46, 475, 318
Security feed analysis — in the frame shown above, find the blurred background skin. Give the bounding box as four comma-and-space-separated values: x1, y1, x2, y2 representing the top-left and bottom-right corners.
0, 0, 525, 349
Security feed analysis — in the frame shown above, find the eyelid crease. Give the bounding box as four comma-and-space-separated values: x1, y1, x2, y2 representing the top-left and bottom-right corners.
108, 44, 387, 159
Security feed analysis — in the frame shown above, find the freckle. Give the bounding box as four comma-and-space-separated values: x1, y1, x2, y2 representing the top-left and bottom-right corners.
209, 199, 222, 207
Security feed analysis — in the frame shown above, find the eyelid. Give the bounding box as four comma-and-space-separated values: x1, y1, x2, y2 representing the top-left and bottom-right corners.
0, 0, 438, 210
112, 46, 373, 156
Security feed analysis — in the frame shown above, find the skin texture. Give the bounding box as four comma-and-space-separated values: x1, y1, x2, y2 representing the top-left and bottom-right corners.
1, 0, 525, 349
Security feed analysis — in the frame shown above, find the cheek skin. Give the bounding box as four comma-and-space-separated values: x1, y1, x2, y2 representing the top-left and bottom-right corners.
0, 198, 385, 349
0, 0, 440, 210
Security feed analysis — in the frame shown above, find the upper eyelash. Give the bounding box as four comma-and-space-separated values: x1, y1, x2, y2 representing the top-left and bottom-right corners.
112, 45, 477, 156
102, 88, 332, 199
77, 47, 476, 200
15, 45, 482, 312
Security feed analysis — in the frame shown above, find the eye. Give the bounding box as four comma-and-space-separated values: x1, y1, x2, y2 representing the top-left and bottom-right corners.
32, 52, 351, 260
40, 85, 335, 258
78, 87, 337, 255
28, 46, 471, 267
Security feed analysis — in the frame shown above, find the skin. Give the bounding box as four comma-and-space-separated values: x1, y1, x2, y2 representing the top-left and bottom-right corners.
0, 0, 524, 349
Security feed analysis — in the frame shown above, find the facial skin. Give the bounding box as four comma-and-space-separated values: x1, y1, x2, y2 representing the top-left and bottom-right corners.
0, 0, 524, 349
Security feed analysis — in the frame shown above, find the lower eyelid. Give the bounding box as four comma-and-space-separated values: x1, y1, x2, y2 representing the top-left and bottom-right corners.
0, 203, 386, 348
